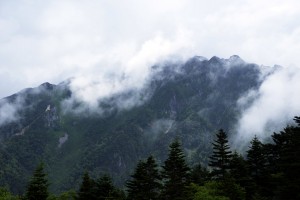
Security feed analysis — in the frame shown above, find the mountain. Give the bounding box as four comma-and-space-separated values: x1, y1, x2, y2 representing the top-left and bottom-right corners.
0, 55, 270, 193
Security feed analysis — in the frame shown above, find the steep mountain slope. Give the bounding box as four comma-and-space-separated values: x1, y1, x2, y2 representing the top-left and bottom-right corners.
0, 55, 268, 193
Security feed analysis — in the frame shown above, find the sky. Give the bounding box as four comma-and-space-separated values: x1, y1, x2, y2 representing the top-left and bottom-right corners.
1, 0, 300, 98
1, 0, 300, 146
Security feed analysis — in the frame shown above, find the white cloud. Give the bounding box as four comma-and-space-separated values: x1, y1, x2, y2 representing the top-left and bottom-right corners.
234, 66, 300, 148
0, 0, 300, 113
0, 97, 24, 126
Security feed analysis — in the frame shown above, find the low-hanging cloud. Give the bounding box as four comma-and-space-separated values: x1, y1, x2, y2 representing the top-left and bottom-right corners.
61, 32, 190, 114
1, 0, 300, 99
0, 97, 24, 126
234, 66, 300, 148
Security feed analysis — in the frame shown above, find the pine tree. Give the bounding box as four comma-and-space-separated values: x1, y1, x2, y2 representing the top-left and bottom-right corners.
229, 151, 252, 199
94, 175, 125, 200
78, 171, 95, 200
230, 152, 249, 181
126, 155, 161, 200
209, 129, 232, 179
143, 155, 161, 199
24, 162, 49, 200
161, 139, 190, 200
190, 164, 210, 186
246, 136, 266, 182
94, 175, 115, 200
275, 117, 300, 200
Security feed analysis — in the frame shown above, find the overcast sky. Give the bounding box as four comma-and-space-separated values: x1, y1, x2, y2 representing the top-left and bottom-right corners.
1, 0, 300, 98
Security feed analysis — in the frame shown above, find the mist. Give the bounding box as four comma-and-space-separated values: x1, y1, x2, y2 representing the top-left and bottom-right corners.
61, 37, 187, 115
0, 97, 23, 126
1, 0, 300, 99
234, 66, 300, 148
0, 0, 299, 145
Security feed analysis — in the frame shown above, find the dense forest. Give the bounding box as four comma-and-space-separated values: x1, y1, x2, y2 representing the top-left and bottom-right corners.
1, 116, 299, 200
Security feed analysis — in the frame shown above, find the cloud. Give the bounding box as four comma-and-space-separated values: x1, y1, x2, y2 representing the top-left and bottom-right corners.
234, 66, 300, 148
0, 0, 300, 130
1, 0, 300, 100
0, 97, 24, 126
60, 30, 190, 114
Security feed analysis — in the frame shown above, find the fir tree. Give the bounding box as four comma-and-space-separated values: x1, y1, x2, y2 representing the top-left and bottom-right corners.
275, 117, 300, 200
143, 155, 162, 199
161, 139, 190, 200
78, 171, 95, 200
94, 175, 125, 200
246, 135, 271, 199
246, 136, 266, 182
209, 129, 232, 179
190, 164, 210, 186
229, 152, 253, 199
126, 155, 161, 200
229, 152, 249, 185
24, 162, 49, 200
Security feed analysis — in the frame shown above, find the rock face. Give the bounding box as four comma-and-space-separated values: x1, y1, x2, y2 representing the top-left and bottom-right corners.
58, 133, 68, 148
0, 55, 268, 193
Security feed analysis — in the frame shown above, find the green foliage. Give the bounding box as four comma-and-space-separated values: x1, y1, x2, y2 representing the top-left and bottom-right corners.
24, 162, 49, 200
188, 182, 229, 200
161, 139, 190, 200
93, 175, 125, 200
190, 164, 210, 186
246, 136, 266, 181
273, 117, 300, 200
229, 152, 249, 184
77, 172, 94, 200
0, 187, 20, 200
220, 177, 245, 200
77, 172, 125, 200
126, 155, 161, 200
229, 152, 253, 199
47, 190, 76, 200
209, 130, 232, 179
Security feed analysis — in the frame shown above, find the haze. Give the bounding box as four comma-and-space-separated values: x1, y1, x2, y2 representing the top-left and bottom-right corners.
1, 0, 300, 98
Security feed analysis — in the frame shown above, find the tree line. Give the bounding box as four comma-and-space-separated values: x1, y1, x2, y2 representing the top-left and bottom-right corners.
1, 117, 300, 200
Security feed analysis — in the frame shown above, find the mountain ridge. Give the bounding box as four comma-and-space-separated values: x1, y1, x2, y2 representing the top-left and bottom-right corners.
0, 55, 274, 193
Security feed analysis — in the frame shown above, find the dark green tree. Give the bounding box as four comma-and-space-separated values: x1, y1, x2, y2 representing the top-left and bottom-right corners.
77, 171, 95, 200
24, 162, 49, 200
246, 136, 266, 182
190, 164, 210, 186
94, 175, 125, 200
275, 117, 300, 200
126, 155, 161, 200
0, 187, 19, 200
94, 175, 114, 199
209, 129, 232, 179
246, 135, 271, 199
161, 139, 190, 200
229, 152, 249, 186
143, 155, 162, 199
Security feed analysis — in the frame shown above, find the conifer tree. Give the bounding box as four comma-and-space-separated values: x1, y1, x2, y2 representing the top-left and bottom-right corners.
144, 155, 161, 199
190, 164, 210, 186
275, 117, 300, 200
161, 139, 190, 200
209, 129, 232, 179
24, 162, 49, 200
78, 171, 95, 200
94, 174, 125, 200
229, 151, 253, 199
229, 152, 249, 185
246, 136, 266, 182
126, 155, 161, 200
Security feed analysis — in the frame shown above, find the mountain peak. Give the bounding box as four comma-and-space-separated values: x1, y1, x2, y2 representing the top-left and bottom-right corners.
208, 56, 222, 63
39, 82, 56, 91
229, 55, 241, 60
